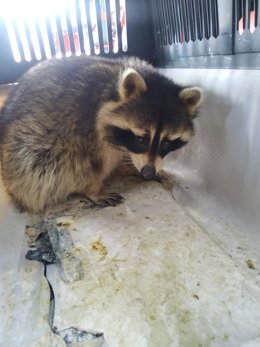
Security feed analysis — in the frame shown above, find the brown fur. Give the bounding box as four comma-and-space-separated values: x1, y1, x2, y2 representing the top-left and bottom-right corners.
0, 56, 202, 213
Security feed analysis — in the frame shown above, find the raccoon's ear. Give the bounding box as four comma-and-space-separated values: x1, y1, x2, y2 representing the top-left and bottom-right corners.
179, 87, 203, 117
119, 68, 147, 99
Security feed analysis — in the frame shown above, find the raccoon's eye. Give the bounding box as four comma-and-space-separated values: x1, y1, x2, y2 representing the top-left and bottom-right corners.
161, 139, 172, 151
135, 136, 146, 145
159, 138, 188, 158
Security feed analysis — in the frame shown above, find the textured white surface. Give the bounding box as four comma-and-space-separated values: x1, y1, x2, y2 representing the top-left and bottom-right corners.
1, 175, 260, 347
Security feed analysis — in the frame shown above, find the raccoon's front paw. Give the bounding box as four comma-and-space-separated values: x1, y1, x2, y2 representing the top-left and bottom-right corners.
92, 192, 125, 208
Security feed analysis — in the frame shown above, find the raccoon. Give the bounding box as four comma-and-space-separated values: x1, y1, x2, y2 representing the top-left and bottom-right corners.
0, 56, 202, 213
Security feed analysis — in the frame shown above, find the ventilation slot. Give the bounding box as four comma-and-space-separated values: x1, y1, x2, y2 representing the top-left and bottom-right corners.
236, 0, 259, 34
153, 0, 219, 46
3, 0, 127, 63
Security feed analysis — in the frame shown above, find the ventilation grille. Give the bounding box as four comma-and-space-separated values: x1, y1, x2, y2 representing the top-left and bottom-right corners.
2, 0, 127, 63
235, 0, 259, 34
152, 0, 219, 46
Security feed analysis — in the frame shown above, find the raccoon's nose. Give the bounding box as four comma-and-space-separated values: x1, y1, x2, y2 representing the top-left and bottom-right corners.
140, 165, 156, 180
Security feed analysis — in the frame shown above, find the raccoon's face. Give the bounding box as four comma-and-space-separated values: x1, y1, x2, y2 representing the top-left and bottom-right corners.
98, 67, 202, 180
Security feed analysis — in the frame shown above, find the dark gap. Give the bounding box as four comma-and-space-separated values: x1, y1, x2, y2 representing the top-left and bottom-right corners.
65, 8, 76, 54
186, 0, 194, 42
163, 0, 170, 45
215, 0, 220, 35
232, 0, 236, 53
75, 0, 85, 54
85, 0, 95, 55
248, 0, 253, 29
45, 17, 56, 56
164, 0, 172, 45
190, 0, 197, 40
158, 0, 167, 46
151, 0, 160, 48
23, 21, 36, 61
173, 0, 181, 43
167, 0, 174, 45
95, 0, 105, 54
181, 0, 189, 42
179, 0, 185, 42
35, 21, 47, 60
195, 0, 203, 40
212, 0, 219, 37
200, 0, 208, 38
242, 0, 246, 29
236, 0, 242, 29
169, 0, 175, 45
169, 0, 177, 44
256, 0, 259, 26
55, 16, 66, 55
153, 0, 162, 46
161, 0, 168, 45
207, 0, 212, 38
185, 0, 191, 41
115, 0, 122, 52
248, 0, 258, 29
12, 20, 25, 61
176, 0, 184, 43
158, 0, 165, 45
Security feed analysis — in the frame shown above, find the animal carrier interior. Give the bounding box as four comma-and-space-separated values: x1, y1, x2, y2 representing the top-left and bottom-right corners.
1, 1, 260, 346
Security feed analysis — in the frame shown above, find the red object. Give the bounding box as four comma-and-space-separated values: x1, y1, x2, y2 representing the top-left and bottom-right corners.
250, 10, 256, 33
238, 17, 243, 35
63, 33, 70, 52
121, 9, 126, 28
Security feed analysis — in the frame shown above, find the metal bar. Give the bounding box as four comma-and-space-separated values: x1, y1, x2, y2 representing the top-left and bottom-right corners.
84, 0, 95, 55
95, 0, 104, 54
65, 8, 76, 54
74, 0, 85, 54
115, 0, 122, 52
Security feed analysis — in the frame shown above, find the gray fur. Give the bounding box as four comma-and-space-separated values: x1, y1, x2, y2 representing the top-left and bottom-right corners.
0, 56, 201, 212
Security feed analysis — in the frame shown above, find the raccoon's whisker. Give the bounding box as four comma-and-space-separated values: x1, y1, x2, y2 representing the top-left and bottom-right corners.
122, 155, 133, 163
122, 157, 132, 163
